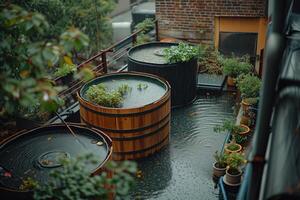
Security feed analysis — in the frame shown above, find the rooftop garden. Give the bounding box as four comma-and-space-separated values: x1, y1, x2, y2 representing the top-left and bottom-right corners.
0, 1, 278, 200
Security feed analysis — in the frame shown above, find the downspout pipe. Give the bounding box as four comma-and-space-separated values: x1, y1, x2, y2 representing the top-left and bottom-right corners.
247, 0, 287, 199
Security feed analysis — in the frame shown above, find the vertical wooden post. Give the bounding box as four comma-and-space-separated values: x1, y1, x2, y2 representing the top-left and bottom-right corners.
101, 51, 107, 73
155, 20, 159, 41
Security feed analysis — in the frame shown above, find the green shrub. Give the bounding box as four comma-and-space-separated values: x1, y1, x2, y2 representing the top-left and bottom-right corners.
235, 134, 248, 145
214, 151, 227, 168
214, 120, 246, 143
33, 154, 137, 200
134, 18, 155, 45
85, 83, 131, 108
0, 4, 89, 117
163, 42, 199, 63
13, 0, 116, 55
54, 63, 77, 77
226, 153, 246, 172
198, 47, 223, 75
134, 18, 155, 33
237, 74, 261, 98
222, 57, 252, 77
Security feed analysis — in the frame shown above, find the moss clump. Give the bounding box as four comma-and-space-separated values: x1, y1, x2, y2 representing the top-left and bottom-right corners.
137, 83, 148, 90
85, 83, 131, 108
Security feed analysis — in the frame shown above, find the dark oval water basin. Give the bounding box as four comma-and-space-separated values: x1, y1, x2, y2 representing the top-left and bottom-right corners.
0, 124, 112, 191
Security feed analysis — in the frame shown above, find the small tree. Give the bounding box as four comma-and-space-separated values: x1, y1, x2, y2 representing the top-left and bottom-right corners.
0, 4, 89, 118
14, 0, 116, 55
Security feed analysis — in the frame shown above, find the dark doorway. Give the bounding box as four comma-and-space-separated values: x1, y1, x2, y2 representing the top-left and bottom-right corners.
219, 32, 258, 66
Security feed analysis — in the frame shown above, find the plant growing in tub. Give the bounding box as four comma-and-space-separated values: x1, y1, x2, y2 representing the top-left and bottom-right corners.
163, 42, 199, 64
137, 83, 148, 91
86, 83, 132, 108
214, 120, 250, 153
213, 151, 228, 179
224, 153, 246, 186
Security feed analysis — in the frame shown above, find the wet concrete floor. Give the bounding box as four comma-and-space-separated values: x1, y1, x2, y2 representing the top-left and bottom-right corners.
130, 93, 235, 200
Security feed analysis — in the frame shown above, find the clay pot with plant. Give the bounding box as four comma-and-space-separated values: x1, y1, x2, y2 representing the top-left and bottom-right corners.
236, 74, 261, 117
224, 153, 246, 186
214, 120, 250, 153
213, 151, 228, 179
222, 57, 252, 87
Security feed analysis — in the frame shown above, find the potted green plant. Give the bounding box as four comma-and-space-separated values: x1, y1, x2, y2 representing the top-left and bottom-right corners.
214, 120, 250, 153
54, 63, 77, 84
236, 74, 261, 116
134, 18, 155, 45
224, 153, 246, 186
213, 151, 227, 178
222, 57, 252, 87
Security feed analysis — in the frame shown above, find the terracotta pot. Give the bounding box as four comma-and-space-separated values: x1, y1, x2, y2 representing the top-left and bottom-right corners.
239, 124, 251, 136
227, 76, 236, 87
240, 115, 251, 126
241, 98, 258, 117
241, 99, 251, 116
213, 162, 226, 178
224, 143, 242, 154
224, 168, 242, 185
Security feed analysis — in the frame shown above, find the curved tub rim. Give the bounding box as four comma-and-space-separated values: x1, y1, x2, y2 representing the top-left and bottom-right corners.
78, 71, 171, 113
127, 41, 198, 66
0, 123, 113, 193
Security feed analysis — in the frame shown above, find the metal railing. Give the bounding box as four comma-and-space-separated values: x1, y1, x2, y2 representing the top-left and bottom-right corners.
55, 19, 159, 112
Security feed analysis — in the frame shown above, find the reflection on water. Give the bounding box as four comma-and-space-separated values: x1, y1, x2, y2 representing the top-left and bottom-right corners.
130, 93, 235, 200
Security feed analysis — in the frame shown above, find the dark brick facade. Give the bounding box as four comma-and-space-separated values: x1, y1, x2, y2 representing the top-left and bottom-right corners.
156, 0, 267, 43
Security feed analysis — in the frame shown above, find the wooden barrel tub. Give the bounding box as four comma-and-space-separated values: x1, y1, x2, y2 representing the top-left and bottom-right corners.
78, 72, 171, 160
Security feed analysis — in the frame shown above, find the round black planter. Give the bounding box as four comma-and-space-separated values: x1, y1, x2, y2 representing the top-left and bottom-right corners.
128, 42, 198, 108
0, 124, 112, 199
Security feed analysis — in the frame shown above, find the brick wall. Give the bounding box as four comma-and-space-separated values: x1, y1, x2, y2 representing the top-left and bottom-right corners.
156, 0, 266, 44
